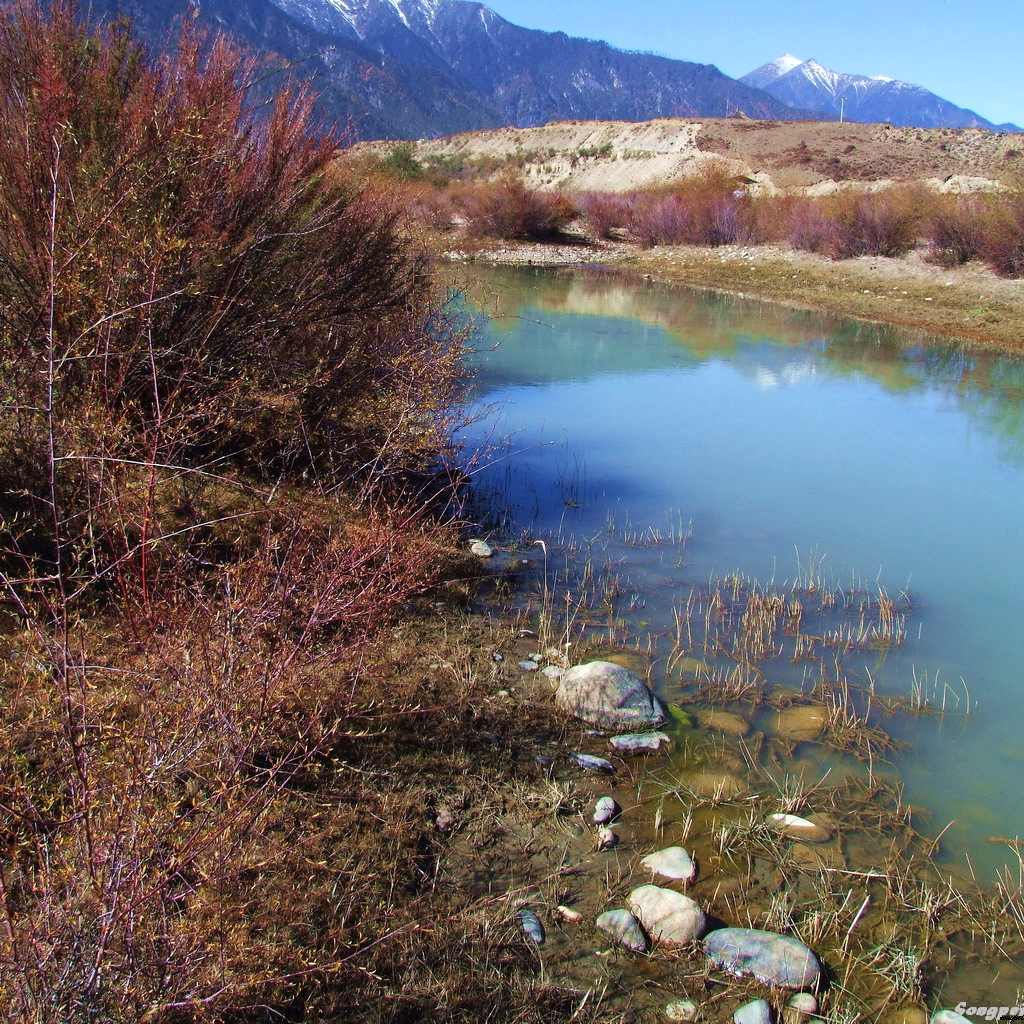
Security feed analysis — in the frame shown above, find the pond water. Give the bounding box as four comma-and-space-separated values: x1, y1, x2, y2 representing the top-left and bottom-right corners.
454, 264, 1024, 881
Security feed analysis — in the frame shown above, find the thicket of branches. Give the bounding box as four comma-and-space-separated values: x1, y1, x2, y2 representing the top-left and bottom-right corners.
0, 4, 472, 1020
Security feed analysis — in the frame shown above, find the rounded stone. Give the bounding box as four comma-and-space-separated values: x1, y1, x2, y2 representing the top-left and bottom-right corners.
628, 885, 706, 945
735, 1000, 773, 1024
932, 1014, 973, 1024
596, 908, 649, 953
610, 731, 672, 754
783, 993, 818, 1024
517, 908, 545, 945
767, 813, 833, 844
597, 826, 619, 850
666, 1001, 699, 1022
571, 752, 615, 774
704, 928, 822, 990
556, 661, 665, 730
699, 709, 751, 737
642, 847, 698, 884
594, 796, 621, 824
772, 706, 826, 742
519, 660, 540, 672
469, 539, 493, 558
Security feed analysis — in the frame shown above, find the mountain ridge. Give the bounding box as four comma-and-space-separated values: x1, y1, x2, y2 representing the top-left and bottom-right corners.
86, 0, 807, 139
743, 54, 1020, 132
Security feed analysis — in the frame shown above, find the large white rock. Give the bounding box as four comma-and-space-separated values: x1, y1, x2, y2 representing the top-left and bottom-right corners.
642, 847, 698, 884
628, 885, 706, 945
556, 661, 665, 730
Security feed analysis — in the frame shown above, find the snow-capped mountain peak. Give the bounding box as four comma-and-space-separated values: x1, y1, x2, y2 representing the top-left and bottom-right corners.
741, 54, 1017, 131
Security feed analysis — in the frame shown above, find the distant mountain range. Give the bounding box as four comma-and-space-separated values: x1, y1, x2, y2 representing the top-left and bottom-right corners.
743, 54, 1021, 133
87, 0, 805, 139
87, 2, 1020, 139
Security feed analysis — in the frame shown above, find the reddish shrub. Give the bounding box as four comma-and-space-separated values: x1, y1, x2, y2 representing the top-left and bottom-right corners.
458, 177, 576, 240
980, 194, 1024, 278
579, 191, 632, 239
827, 190, 924, 259
628, 193, 693, 247
926, 197, 987, 267
787, 198, 838, 254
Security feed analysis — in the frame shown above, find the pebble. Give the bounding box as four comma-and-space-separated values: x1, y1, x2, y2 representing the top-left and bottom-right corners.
767, 813, 833, 844
735, 1000, 772, 1024
596, 909, 649, 953
493, 652, 504, 663
517, 908, 545, 945
932, 1014, 973, 1024
593, 796, 621, 824
554, 905, 582, 925
665, 1001, 699, 1022
783, 993, 818, 1024
642, 847, 698, 884
628, 885, 706, 945
610, 731, 672, 754
704, 928, 822, 990
571, 753, 615, 774
597, 825, 619, 850
469, 539, 493, 558
519, 660, 539, 672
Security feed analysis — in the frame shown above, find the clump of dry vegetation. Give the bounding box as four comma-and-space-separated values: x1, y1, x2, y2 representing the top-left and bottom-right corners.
0, 5, 591, 1022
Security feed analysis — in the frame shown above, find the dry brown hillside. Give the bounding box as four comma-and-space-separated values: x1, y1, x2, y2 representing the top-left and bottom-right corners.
355, 117, 1024, 195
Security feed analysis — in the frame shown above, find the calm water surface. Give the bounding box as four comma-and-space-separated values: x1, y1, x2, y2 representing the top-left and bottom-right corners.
455, 264, 1024, 879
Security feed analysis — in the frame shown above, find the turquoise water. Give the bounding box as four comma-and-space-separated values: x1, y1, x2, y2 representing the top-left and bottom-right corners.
456, 264, 1024, 879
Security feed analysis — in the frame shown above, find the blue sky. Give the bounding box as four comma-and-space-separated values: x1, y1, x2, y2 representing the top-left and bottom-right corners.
484, 0, 1022, 127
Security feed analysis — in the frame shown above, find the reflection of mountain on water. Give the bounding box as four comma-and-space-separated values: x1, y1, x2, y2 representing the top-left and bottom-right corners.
453, 264, 1024, 462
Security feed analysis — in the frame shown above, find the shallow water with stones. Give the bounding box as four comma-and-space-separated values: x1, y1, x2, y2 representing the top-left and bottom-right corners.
453, 263, 1024, 882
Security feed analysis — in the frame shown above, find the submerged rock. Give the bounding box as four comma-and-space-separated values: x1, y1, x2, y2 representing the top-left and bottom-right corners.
685, 769, 746, 799
610, 731, 672, 754
767, 813, 832, 844
517, 909, 545, 945
571, 752, 615, 774
699, 709, 751, 737
597, 826, 619, 850
593, 796, 621, 825
642, 847, 698, 884
596, 908, 649, 953
704, 928, 822, 990
519, 660, 539, 672
628, 885, 706, 945
735, 1000, 773, 1024
772, 705, 827, 742
556, 661, 665, 730
665, 1001, 699, 1022
469, 539, 493, 558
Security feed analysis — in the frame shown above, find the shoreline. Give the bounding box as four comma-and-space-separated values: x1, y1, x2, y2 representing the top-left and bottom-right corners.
440, 235, 1024, 354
